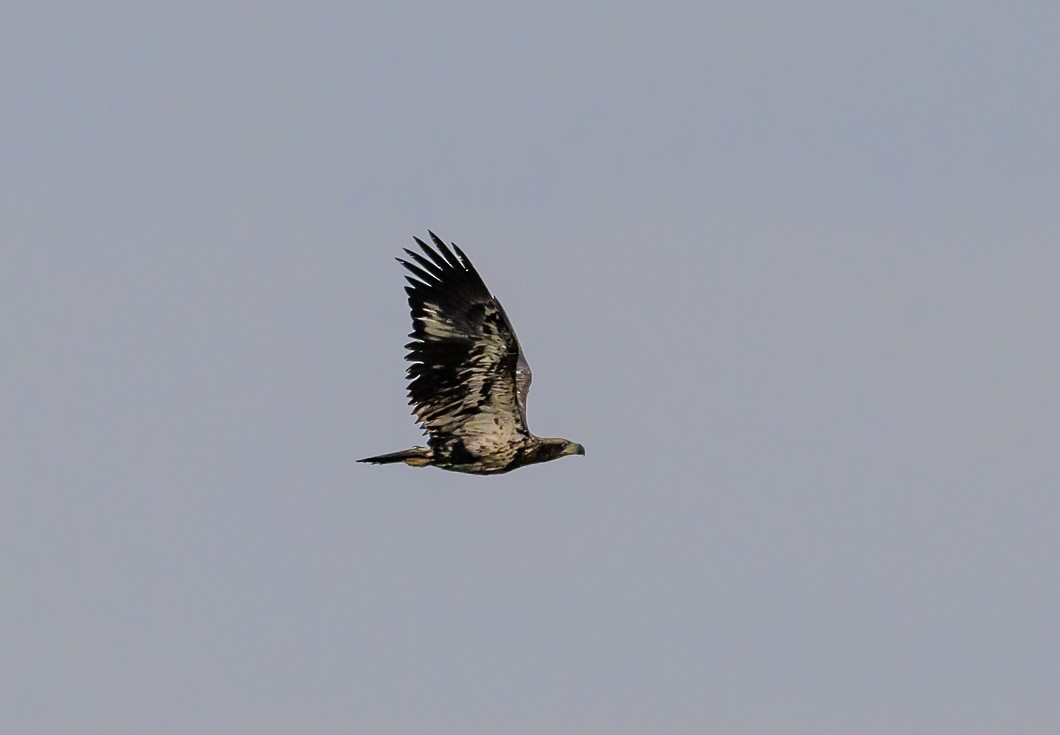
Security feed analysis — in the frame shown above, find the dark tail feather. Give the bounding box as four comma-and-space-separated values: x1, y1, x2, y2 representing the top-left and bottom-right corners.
357, 447, 432, 467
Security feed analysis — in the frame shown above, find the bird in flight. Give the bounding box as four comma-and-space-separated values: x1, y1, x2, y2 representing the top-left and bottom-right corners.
359, 231, 585, 474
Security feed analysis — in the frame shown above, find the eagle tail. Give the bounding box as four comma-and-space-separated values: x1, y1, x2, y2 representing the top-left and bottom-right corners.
357, 446, 433, 467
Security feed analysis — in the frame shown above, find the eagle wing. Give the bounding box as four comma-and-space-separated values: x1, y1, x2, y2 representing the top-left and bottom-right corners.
398, 232, 533, 455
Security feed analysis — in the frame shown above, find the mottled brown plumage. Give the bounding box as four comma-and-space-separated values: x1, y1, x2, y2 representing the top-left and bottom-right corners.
359, 232, 584, 474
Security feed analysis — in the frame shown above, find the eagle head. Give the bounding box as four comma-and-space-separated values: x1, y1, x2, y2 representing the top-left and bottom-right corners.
561, 441, 586, 457
527, 438, 586, 465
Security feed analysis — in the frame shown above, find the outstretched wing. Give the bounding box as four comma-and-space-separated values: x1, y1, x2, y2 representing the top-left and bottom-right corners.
398, 232, 533, 454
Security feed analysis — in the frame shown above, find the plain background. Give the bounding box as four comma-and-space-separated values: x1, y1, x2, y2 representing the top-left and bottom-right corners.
4, 2, 1058, 733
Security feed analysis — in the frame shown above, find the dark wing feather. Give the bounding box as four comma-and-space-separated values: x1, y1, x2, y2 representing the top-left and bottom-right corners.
399, 232, 532, 453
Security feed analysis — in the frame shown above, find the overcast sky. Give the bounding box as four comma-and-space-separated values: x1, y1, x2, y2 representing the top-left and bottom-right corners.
4, 2, 1059, 733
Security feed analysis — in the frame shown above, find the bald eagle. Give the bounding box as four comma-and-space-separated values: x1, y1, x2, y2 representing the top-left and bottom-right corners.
359, 232, 585, 474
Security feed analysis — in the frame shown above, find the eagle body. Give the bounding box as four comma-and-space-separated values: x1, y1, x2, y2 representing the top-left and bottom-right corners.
359, 232, 584, 475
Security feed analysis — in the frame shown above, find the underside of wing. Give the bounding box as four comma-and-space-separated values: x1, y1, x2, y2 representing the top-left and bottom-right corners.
398, 232, 531, 452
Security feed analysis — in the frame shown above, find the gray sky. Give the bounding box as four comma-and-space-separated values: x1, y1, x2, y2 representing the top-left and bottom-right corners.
4, 2, 1059, 733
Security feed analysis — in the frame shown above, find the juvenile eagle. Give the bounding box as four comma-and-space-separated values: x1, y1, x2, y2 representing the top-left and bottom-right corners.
359, 232, 585, 474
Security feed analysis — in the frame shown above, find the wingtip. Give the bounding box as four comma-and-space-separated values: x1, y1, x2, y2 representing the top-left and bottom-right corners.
414, 234, 451, 269
427, 231, 458, 264
451, 241, 470, 266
